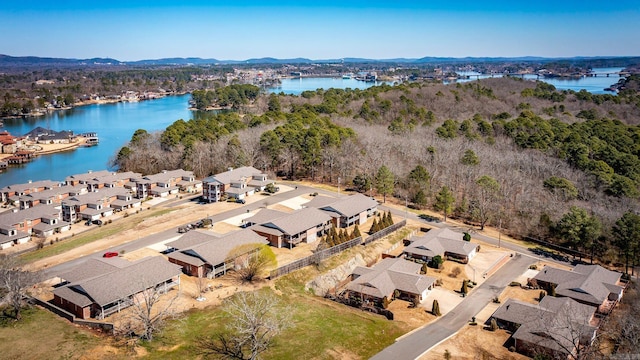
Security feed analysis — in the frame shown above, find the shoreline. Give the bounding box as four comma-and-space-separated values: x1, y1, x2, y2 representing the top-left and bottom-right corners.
1, 92, 190, 121
0, 137, 89, 161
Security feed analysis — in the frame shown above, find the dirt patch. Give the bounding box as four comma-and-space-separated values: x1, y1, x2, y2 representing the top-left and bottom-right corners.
388, 299, 435, 327
211, 221, 241, 234
323, 347, 361, 360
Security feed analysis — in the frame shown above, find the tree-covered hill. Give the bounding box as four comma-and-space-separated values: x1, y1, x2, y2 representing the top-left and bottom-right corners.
115, 76, 640, 267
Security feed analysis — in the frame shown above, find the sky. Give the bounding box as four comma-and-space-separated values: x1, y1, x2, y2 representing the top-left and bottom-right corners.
1, 1, 639, 61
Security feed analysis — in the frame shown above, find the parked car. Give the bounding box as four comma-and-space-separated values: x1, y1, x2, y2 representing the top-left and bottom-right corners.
93, 219, 103, 226
103, 251, 118, 258
236, 198, 246, 204
84, 220, 92, 226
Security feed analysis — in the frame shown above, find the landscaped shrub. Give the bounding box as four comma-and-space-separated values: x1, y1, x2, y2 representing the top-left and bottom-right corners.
489, 318, 498, 331
450, 267, 462, 278
509, 281, 521, 287
539, 290, 546, 301
432, 299, 441, 316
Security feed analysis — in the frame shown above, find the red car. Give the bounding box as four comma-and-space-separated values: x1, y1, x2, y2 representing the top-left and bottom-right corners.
103, 251, 119, 258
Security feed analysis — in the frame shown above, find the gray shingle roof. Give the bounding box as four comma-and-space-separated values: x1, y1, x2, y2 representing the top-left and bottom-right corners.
203, 166, 261, 186
57, 257, 129, 283
492, 296, 597, 355
403, 228, 476, 258
166, 230, 220, 250
0, 204, 61, 227
533, 265, 623, 306
61, 256, 182, 307
262, 207, 331, 236
243, 209, 290, 226
319, 193, 378, 218
345, 258, 436, 299
172, 229, 268, 268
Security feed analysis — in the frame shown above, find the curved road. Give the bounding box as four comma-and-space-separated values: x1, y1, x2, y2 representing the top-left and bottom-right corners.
371, 254, 535, 360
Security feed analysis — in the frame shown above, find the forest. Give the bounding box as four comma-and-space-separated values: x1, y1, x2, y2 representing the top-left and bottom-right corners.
114, 75, 640, 271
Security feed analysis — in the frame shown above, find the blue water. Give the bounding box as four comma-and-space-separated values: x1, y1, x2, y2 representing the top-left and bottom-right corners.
269, 77, 394, 95
0, 94, 194, 188
0, 70, 628, 188
454, 67, 624, 94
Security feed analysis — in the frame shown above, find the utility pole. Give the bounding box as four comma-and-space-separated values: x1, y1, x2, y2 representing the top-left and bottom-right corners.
498, 217, 502, 248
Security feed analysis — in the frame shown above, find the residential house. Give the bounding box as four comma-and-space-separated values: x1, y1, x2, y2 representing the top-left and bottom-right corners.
17, 186, 72, 209
61, 187, 135, 222
532, 264, 624, 313
345, 257, 436, 306
491, 297, 598, 358
65, 170, 113, 187
241, 208, 289, 228
0, 204, 68, 246
135, 169, 199, 198
0, 225, 30, 250
167, 228, 268, 277
84, 171, 142, 192
305, 193, 378, 228
201, 166, 274, 203
250, 207, 332, 248
403, 228, 478, 264
53, 256, 182, 319
1, 179, 61, 203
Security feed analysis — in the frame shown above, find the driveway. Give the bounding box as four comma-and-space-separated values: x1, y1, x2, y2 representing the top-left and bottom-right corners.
371, 253, 535, 360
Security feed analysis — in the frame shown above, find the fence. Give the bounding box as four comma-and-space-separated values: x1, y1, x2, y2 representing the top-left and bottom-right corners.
269, 236, 363, 279
362, 220, 407, 245
270, 220, 408, 279
31, 296, 114, 334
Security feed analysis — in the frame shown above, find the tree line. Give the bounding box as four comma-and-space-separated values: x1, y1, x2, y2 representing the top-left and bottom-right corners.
114, 76, 640, 271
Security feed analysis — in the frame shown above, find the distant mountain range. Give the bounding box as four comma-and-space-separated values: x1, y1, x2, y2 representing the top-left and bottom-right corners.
0, 54, 637, 68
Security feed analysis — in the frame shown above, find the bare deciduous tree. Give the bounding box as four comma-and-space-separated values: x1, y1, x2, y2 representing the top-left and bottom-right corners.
0, 254, 41, 320
126, 280, 180, 341
198, 291, 291, 360
231, 245, 277, 283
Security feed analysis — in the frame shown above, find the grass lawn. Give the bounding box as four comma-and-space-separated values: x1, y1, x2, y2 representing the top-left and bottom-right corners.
142, 266, 412, 359
0, 307, 106, 360
20, 208, 173, 263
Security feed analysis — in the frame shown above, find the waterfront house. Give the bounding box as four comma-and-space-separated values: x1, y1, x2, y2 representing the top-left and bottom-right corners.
250, 207, 332, 248
403, 228, 478, 264
532, 264, 624, 313
304, 193, 378, 228
201, 166, 274, 203
17, 186, 72, 209
167, 228, 269, 277
53, 256, 182, 319
344, 257, 436, 306
491, 297, 598, 358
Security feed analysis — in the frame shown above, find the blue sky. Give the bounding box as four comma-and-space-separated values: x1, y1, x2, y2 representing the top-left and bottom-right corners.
1, 1, 638, 61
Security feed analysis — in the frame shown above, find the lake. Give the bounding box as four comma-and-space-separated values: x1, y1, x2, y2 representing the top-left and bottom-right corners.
0, 70, 628, 188
0, 94, 194, 188
454, 67, 624, 94
269, 77, 394, 95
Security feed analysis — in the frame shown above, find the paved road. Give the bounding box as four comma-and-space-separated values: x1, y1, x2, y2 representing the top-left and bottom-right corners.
42, 184, 319, 278
378, 203, 572, 268
371, 254, 535, 360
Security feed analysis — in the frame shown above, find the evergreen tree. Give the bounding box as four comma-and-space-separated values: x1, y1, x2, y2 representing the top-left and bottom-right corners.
387, 210, 394, 226
370, 218, 379, 234
435, 186, 455, 222
352, 224, 361, 239
432, 299, 441, 316
461, 280, 469, 295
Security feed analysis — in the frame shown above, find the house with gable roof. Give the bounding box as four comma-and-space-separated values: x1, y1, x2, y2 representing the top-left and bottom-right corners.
0, 204, 67, 242
403, 228, 478, 264
201, 166, 274, 203
304, 193, 378, 228
532, 264, 624, 313
250, 207, 332, 248
491, 296, 598, 358
53, 256, 182, 319
345, 257, 436, 306
166, 228, 268, 277
135, 169, 200, 198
